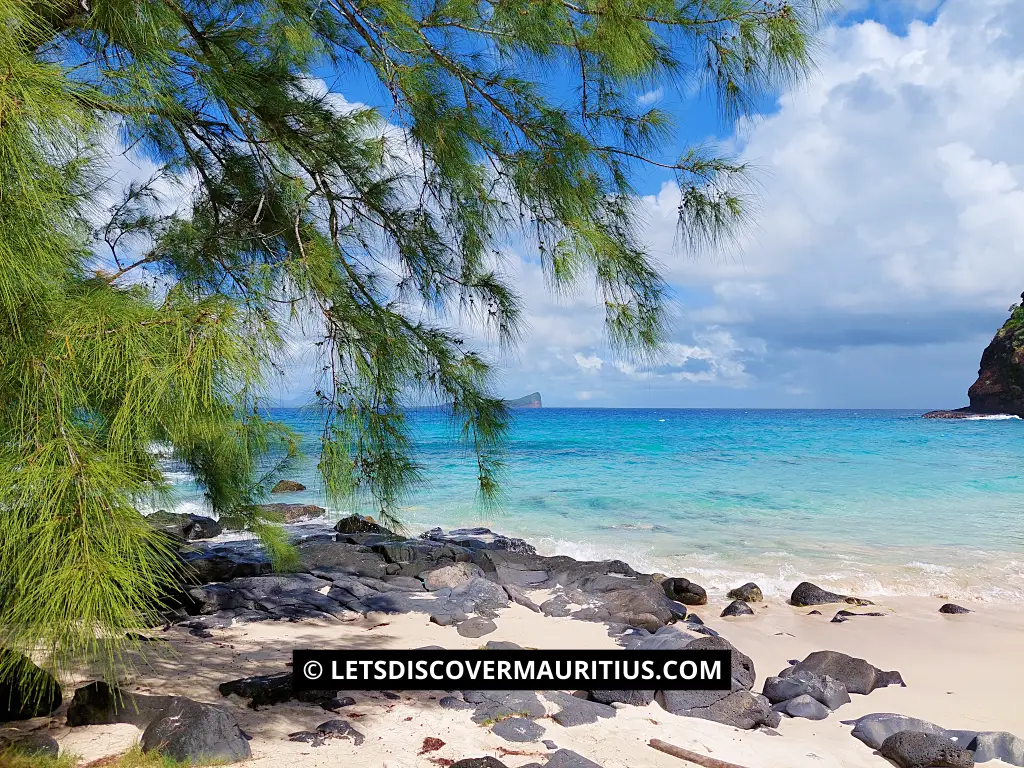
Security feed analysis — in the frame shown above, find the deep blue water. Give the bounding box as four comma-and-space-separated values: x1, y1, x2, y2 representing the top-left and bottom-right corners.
158, 409, 1024, 601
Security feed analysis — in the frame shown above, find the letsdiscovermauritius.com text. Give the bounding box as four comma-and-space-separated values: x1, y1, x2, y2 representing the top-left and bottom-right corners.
292, 649, 732, 691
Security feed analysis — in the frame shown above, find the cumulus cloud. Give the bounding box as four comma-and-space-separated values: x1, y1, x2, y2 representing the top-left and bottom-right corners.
636, 87, 664, 106
601, 0, 1024, 407
573, 354, 604, 372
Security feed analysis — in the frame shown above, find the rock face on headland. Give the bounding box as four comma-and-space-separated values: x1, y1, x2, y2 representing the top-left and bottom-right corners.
504, 392, 542, 409
924, 297, 1024, 418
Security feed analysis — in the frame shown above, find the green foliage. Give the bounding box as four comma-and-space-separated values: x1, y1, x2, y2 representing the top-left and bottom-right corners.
0, 746, 193, 768
0, 749, 78, 768
0, 0, 830, 686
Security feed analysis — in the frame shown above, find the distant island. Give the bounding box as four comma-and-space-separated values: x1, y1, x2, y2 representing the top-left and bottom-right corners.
924, 295, 1024, 418
504, 392, 542, 409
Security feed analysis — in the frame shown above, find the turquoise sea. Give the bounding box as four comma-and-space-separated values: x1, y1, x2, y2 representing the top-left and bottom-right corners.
157, 409, 1024, 602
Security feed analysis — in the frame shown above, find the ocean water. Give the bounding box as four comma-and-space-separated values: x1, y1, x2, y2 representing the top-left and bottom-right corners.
156, 409, 1024, 602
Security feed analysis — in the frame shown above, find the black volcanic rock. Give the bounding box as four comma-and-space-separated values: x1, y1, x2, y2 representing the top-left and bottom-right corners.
727, 582, 763, 602
939, 603, 971, 615
784, 650, 903, 695
721, 600, 754, 617
790, 582, 872, 607
878, 731, 974, 768
661, 577, 707, 606
0, 650, 62, 721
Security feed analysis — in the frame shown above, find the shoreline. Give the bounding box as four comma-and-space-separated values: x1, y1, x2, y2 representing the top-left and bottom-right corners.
4, 519, 1024, 767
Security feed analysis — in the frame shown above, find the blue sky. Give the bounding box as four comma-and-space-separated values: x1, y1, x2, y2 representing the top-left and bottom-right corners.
271, 0, 1024, 409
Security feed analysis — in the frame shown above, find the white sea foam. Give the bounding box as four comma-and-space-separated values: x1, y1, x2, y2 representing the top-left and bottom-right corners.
906, 561, 954, 574
962, 414, 1022, 420
477, 525, 1024, 603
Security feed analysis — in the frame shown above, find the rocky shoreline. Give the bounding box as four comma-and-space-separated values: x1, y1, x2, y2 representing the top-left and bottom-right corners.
2, 511, 1023, 768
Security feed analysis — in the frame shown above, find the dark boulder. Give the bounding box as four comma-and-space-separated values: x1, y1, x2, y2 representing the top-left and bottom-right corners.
939, 603, 971, 615
660, 689, 780, 730
727, 583, 764, 603
254, 502, 326, 523
334, 514, 393, 535
790, 582, 873, 607
271, 480, 306, 493
661, 577, 707, 606
831, 610, 887, 623
457, 618, 497, 638
483, 641, 523, 651
541, 594, 573, 618
468, 550, 549, 588
147, 510, 223, 541
450, 759, 509, 768
785, 651, 903, 695
0, 650, 62, 721
297, 540, 388, 579
462, 690, 546, 724
625, 624, 699, 652
219, 672, 337, 709
288, 719, 365, 747
967, 732, 1024, 765
848, 713, 952, 750
775, 694, 830, 721
0, 731, 60, 757
762, 668, 850, 711
721, 600, 754, 617
439, 695, 475, 710
657, 635, 774, 729
689, 635, 756, 690
140, 697, 251, 763
492, 717, 545, 742
67, 681, 175, 727
187, 574, 351, 622
180, 543, 272, 583
421, 527, 537, 555
544, 691, 615, 727
219, 672, 294, 708
546, 750, 604, 768
425, 562, 484, 591
878, 731, 974, 768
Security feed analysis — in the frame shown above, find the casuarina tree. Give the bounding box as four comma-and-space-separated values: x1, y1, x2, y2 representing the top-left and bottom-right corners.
0, 0, 830, 687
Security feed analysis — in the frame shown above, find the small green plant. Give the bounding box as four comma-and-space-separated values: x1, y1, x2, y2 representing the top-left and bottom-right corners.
479, 711, 534, 726
0, 745, 215, 768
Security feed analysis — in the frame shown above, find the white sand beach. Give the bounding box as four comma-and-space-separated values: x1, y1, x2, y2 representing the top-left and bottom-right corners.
32, 593, 1024, 768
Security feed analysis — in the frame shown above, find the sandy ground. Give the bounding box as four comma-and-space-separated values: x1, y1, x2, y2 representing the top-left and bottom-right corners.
14, 594, 1024, 768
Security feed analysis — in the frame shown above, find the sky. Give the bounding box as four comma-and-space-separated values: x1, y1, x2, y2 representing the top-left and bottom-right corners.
106, 0, 1024, 410
437, 0, 1024, 410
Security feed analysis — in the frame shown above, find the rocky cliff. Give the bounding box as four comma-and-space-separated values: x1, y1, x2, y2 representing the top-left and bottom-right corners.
504, 392, 542, 409
924, 296, 1024, 418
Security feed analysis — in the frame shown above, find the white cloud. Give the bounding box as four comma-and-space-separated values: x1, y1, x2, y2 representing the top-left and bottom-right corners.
573, 353, 604, 372
589, 0, 1024, 406
610, 331, 754, 386
637, 87, 664, 107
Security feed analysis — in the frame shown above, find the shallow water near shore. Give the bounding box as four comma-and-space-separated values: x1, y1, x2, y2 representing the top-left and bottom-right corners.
153, 408, 1024, 602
